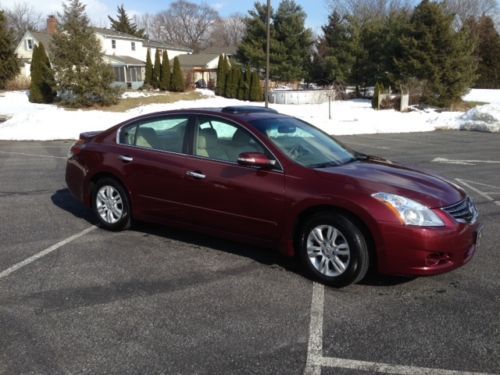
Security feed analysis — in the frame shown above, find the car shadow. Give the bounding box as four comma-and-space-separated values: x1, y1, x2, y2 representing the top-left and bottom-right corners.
51, 188, 95, 223
360, 273, 416, 287
132, 221, 304, 275
51, 188, 415, 288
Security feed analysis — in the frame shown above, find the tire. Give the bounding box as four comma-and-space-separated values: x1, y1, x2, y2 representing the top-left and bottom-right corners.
298, 212, 369, 287
92, 177, 131, 231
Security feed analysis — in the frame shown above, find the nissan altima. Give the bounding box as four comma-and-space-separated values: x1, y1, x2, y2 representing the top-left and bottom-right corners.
66, 106, 481, 286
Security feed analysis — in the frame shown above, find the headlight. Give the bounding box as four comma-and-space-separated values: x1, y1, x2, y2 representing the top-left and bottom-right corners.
372, 192, 445, 227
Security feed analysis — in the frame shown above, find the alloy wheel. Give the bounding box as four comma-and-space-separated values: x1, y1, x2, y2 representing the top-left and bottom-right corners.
96, 185, 124, 224
306, 225, 351, 277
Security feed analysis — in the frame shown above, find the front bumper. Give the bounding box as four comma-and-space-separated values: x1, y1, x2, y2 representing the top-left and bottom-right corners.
377, 220, 481, 276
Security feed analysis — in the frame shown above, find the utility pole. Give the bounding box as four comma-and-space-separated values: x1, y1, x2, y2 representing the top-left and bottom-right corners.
265, 0, 271, 108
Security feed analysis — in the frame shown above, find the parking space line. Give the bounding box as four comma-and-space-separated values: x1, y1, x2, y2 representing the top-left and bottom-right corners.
344, 141, 390, 150
455, 179, 500, 203
0, 226, 96, 280
0, 150, 66, 159
318, 357, 496, 375
304, 282, 324, 375
303, 282, 497, 375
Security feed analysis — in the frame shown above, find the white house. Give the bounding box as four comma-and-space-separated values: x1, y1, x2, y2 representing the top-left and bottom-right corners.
15, 16, 192, 89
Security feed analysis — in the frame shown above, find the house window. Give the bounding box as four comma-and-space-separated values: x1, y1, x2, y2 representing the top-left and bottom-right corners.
111, 40, 116, 49
113, 67, 126, 82
26, 39, 33, 50
131, 42, 135, 51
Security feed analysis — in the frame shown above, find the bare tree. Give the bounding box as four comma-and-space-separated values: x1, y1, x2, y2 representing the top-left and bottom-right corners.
442, 0, 498, 22
327, 0, 412, 23
5, 2, 44, 42
152, 0, 220, 52
208, 13, 246, 48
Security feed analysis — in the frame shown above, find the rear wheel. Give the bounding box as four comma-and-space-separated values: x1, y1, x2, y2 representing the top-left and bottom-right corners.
298, 212, 369, 287
92, 178, 131, 231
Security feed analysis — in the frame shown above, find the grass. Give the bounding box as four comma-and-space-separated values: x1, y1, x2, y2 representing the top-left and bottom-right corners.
101, 91, 205, 112
449, 100, 489, 112
62, 90, 205, 112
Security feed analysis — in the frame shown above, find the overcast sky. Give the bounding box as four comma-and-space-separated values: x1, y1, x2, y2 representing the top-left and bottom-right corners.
0, 0, 331, 33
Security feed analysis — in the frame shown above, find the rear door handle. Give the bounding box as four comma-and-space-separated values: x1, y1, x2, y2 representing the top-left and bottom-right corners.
186, 171, 206, 179
119, 155, 133, 162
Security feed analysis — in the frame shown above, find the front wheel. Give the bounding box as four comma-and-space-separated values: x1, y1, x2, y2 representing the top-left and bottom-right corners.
92, 178, 131, 231
298, 212, 370, 287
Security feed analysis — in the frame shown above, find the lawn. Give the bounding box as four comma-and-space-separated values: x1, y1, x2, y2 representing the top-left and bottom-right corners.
96, 91, 205, 112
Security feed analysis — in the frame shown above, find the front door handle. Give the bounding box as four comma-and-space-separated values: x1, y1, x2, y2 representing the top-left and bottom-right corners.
186, 171, 206, 179
119, 155, 133, 162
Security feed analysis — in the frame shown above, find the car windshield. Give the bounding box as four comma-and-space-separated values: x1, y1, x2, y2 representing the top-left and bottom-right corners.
250, 117, 357, 168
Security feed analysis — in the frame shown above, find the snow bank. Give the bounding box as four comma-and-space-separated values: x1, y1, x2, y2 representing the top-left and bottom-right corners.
1, 89, 499, 140
462, 89, 500, 104
452, 104, 500, 132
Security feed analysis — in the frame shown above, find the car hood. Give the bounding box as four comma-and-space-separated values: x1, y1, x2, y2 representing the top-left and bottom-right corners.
315, 158, 464, 208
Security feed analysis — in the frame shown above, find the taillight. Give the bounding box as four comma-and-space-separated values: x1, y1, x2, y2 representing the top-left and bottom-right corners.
68, 139, 86, 158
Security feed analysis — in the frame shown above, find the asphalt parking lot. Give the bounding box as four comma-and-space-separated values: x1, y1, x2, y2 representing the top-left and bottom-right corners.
0, 131, 499, 375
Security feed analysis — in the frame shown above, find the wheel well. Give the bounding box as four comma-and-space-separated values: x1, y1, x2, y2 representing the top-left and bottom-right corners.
294, 205, 377, 268
88, 172, 129, 204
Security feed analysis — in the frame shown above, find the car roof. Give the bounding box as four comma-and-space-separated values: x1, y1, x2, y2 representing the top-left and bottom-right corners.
155, 106, 288, 122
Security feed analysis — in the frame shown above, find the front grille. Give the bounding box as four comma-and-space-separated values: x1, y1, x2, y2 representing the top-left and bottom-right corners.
442, 197, 477, 224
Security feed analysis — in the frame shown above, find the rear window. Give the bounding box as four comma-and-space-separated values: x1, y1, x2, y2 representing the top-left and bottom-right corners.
119, 117, 189, 154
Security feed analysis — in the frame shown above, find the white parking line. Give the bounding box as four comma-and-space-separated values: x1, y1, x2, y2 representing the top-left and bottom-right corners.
0, 226, 96, 280
303, 282, 497, 375
304, 282, 324, 375
344, 141, 390, 150
0, 150, 66, 159
455, 179, 500, 203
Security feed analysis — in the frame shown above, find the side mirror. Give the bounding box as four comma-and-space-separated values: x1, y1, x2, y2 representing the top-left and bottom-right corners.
237, 152, 276, 169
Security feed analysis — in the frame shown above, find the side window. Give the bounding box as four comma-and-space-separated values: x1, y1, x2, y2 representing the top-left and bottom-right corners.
195, 117, 266, 162
120, 117, 189, 153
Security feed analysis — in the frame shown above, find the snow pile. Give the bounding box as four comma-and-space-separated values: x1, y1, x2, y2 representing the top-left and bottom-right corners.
456, 104, 500, 132
121, 91, 163, 99
1, 89, 500, 140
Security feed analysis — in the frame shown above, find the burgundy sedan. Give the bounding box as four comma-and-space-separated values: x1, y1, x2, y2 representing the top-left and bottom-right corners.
66, 106, 481, 286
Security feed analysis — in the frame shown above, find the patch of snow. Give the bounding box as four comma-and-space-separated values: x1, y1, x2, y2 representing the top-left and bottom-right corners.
462, 89, 500, 104
121, 91, 163, 99
195, 88, 216, 97
1, 89, 500, 140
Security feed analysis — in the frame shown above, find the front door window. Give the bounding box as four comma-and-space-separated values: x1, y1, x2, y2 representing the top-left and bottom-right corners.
194, 117, 267, 163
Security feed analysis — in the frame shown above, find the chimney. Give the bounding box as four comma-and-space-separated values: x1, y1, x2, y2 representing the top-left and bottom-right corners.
47, 15, 57, 35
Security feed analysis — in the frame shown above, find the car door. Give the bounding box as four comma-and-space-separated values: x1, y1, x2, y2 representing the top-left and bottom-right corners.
180, 115, 286, 242
116, 114, 195, 221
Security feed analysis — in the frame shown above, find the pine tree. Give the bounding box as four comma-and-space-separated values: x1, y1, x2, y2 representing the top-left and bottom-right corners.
249, 71, 262, 102
152, 49, 161, 89
159, 50, 170, 91
313, 11, 360, 86
356, 13, 411, 88
223, 55, 231, 97
237, 3, 272, 72
468, 16, 500, 89
226, 66, 241, 98
238, 1, 313, 83
215, 54, 226, 96
108, 4, 146, 38
0, 10, 20, 89
144, 48, 153, 86
170, 57, 184, 92
51, 0, 118, 107
30, 42, 56, 103
243, 66, 252, 100
237, 66, 246, 100
395, 0, 477, 107
272, 0, 314, 82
